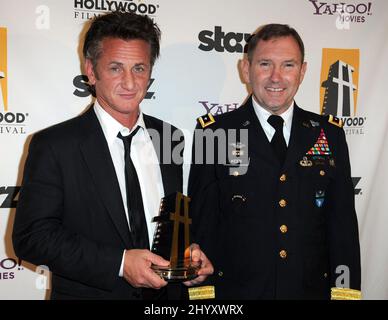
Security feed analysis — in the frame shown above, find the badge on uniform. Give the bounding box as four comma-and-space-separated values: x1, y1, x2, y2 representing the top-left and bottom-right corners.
226, 141, 249, 176
315, 190, 325, 207
306, 129, 332, 155
229, 142, 246, 160
300, 156, 313, 167
302, 120, 319, 128
231, 143, 245, 157
230, 142, 246, 149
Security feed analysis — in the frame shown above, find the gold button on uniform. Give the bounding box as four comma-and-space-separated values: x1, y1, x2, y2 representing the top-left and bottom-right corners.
279, 174, 287, 182
320, 170, 325, 176
280, 225, 288, 234
279, 199, 287, 207
279, 250, 287, 259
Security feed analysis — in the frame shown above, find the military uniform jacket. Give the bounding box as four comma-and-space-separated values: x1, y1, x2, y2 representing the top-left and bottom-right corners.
188, 97, 361, 299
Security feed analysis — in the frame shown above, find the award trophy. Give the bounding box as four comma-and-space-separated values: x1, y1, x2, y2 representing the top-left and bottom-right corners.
151, 192, 200, 281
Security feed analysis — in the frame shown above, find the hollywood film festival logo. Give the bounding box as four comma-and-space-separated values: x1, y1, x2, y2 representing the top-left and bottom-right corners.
74, 0, 160, 20
320, 48, 365, 136
309, 0, 373, 29
0, 27, 28, 135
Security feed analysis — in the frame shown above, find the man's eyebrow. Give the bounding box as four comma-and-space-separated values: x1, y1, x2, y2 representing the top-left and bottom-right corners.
108, 61, 124, 66
108, 61, 148, 66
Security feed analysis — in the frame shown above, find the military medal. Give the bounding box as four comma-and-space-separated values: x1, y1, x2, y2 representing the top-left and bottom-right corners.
306, 129, 331, 155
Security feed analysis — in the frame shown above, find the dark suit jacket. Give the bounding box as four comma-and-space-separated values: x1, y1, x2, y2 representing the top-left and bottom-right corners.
12, 106, 184, 300
188, 97, 361, 299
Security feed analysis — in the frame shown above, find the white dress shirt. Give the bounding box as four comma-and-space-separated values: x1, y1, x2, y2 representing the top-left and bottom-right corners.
251, 96, 294, 146
94, 101, 164, 276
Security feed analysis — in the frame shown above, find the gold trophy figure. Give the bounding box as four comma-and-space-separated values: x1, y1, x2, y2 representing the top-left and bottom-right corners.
151, 192, 200, 281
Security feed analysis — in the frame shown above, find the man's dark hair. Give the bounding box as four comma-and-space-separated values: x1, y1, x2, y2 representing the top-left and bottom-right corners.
247, 24, 305, 63
83, 11, 161, 69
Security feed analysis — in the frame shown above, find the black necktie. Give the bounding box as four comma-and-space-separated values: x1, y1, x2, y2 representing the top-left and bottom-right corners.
267, 115, 287, 165
118, 127, 149, 249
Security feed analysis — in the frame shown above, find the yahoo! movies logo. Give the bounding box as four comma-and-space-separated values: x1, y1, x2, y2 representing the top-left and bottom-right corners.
198, 26, 251, 53
309, 0, 373, 28
199, 100, 240, 116
0, 27, 28, 135
320, 48, 365, 135
0, 257, 23, 281
74, 0, 160, 20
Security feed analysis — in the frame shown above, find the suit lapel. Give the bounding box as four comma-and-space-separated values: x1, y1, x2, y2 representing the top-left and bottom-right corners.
78, 107, 132, 247
283, 105, 321, 172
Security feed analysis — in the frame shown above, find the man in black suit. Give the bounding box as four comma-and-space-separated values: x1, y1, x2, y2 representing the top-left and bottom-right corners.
12, 11, 212, 300
188, 24, 361, 299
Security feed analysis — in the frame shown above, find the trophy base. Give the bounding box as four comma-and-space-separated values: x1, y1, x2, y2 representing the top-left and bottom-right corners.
152, 263, 200, 282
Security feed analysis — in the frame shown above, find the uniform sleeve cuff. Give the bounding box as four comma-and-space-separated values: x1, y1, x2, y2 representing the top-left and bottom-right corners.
331, 287, 362, 300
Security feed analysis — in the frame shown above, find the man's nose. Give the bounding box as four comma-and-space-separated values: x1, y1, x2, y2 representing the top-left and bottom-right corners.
121, 71, 135, 90
270, 66, 281, 82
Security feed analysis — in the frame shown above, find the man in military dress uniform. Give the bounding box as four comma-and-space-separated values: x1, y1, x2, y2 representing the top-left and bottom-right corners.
188, 24, 361, 300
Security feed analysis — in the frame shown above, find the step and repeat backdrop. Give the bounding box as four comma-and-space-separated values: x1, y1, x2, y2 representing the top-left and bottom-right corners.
1, 0, 387, 299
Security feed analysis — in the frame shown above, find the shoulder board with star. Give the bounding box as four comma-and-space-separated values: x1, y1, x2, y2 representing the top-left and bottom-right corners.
328, 114, 343, 128
197, 113, 216, 128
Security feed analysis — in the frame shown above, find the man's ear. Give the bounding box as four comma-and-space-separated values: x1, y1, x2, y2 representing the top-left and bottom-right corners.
241, 58, 251, 84
299, 61, 307, 84
85, 59, 96, 85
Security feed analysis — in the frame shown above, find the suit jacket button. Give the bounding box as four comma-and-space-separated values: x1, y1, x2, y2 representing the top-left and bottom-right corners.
218, 271, 224, 277
279, 174, 287, 182
279, 250, 287, 259
279, 199, 287, 207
